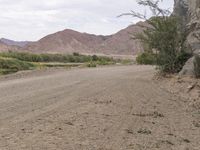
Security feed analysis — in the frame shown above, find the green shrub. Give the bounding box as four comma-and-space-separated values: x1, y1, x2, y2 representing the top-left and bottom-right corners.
194, 55, 200, 78
92, 55, 98, 61
0, 52, 113, 64
0, 58, 35, 74
96, 60, 109, 65
136, 52, 156, 65
157, 51, 192, 73
120, 59, 132, 65
135, 17, 192, 74
87, 62, 97, 67
73, 52, 80, 56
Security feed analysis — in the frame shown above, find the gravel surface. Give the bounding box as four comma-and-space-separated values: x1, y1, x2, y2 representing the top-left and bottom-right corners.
0, 65, 199, 150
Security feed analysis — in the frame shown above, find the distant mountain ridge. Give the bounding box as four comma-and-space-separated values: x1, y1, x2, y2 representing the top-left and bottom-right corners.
0, 41, 19, 51
0, 38, 31, 47
24, 29, 111, 54
1, 21, 146, 55
96, 22, 145, 55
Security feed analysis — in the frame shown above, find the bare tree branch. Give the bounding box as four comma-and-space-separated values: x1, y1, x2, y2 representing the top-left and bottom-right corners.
118, 0, 171, 21
118, 11, 147, 20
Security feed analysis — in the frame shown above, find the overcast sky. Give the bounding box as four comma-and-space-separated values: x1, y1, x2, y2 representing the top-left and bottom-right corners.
0, 0, 174, 41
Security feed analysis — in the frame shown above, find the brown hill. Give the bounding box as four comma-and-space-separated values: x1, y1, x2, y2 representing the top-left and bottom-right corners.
97, 22, 146, 55
23, 22, 146, 55
0, 38, 30, 47
0, 41, 7, 51
0, 41, 19, 52
25, 29, 110, 54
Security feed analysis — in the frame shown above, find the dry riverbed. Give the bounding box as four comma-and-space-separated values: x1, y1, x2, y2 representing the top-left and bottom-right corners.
0, 65, 199, 150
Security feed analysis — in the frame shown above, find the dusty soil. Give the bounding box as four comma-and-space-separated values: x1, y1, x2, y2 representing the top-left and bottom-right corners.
0, 65, 199, 150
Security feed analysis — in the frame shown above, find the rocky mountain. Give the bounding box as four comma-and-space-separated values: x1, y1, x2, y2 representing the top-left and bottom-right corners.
23, 22, 145, 55
0, 38, 30, 47
96, 22, 145, 55
0, 21, 146, 55
0, 41, 8, 51
24, 29, 111, 54
174, 0, 200, 76
0, 41, 19, 52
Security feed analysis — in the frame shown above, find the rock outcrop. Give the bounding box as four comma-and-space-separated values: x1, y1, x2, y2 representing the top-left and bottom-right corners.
174, 0, 200, 76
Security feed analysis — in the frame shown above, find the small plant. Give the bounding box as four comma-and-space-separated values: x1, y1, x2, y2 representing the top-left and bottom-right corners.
97, 60, 110, 65
136, 52, 156, 65
0, 51, 114, 64
193, 55, 200, 78
73, 52, 80, 56
87, 62, 97, 67
0, 58, 35, 74
121, 59, 132, 65
92, 55, 98, 61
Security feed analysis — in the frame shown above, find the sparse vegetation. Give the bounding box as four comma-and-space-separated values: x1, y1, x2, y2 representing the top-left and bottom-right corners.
0, 57, 35, 74
143, 17, 191, 74
122, 0, 192, 74
87, 62, 97, 68
0, 51, 117, 75
120, 59, 133, 65
0, 51, 115, 63
136, 15, 192, 73
136, 52, 156, 65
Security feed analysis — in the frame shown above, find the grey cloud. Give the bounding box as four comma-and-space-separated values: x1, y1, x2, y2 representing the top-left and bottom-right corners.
0, 0, 174, 41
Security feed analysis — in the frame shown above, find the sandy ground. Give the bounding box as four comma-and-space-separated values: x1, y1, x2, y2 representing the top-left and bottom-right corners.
0, 65, 199, 150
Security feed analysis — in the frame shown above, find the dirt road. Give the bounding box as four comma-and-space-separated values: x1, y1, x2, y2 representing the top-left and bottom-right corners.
0, 66, 199, 150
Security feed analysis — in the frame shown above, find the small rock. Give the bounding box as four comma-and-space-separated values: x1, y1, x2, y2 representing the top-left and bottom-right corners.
125, 129, 134, 134
187, 83, 197, 92
65, 122, 74, 126
193, 121, 200, 128
137, 128, 151, 135
38, 129, 42, 132
182, 138, 190, 143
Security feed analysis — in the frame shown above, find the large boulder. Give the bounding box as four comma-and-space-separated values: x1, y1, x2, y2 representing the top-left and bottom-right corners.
174, 0, 200, 76
179, 57, 195, 76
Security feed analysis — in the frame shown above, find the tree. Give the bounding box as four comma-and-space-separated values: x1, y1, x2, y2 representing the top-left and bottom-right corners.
120, 0, 191, 74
